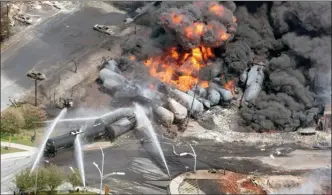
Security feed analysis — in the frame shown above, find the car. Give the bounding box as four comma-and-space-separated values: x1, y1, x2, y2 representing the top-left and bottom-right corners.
93, 24, 114, 35
13, 14, 33, 25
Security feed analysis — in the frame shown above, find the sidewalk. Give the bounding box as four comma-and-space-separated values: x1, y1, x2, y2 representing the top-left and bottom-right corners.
1, 142, 36, 160
1, 141, 36, 151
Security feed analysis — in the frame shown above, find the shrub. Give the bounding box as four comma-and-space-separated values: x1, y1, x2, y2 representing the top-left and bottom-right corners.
67, 168, 82, 190
35, 167, 48, 192
0, 108, 24, 135
45, 164, 65, 194
22, 104, 47, 129
14, 168, 35, 193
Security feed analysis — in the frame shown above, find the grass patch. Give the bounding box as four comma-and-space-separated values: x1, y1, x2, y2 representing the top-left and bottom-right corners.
33, 191, 98, 195
1, 132, 35, 146
1, 146, 24, 154
1, 128, 44, 147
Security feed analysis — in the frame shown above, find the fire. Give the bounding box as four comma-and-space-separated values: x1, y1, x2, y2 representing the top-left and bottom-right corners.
129, 55, 136, 61
144, 46, 214, 91
185, 22, 205, 39
209, 2, 225, 17
232, 16, 237, 23
170, 13, 184, 25
220, 30, 231, 41
200, 81, 209, 88
224, 79, 236, 96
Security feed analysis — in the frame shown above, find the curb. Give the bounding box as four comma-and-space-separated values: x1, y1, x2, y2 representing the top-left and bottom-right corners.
1, 142, 37, 151
1, 151, 34, 160
168, 172, 188, 195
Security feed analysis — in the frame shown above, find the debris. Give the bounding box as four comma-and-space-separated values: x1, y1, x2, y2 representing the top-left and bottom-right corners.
210, 83, 233, 101
298, 128, 316, 136
167, 98, 188, 122
207, 88, 221, 106
273, 147, 295, 157
153, 105, 174, 127
170, 88, 204, 115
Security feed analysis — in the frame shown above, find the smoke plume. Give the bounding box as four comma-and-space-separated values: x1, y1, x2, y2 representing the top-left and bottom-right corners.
157, 1, 237, 49
122, 1, 331, 132
235, 2, 331, 132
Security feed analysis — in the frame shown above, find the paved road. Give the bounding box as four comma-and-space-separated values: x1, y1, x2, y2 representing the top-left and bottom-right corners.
47, 129, 295, 194
1, 4, 125, 111
1, 156, 34, 193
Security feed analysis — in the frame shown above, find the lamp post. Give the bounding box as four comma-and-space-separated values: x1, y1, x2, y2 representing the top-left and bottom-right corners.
26, 71, 46, 106
93, 162, 125, 195
93, 145, 125, 194
173, 144, 197, 172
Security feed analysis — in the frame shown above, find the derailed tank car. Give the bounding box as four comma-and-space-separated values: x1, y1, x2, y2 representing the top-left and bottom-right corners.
83, 119, 107, 142
43, 119, 107, 158
43, 111, 137, 158
105, 114, 136, 140
44, 131, 77, 158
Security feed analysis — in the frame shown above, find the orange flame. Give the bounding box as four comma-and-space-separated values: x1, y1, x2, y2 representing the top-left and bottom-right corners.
185, 22, 205, 39
232, 16, 237, 23
129, 55, 136, 61
209, 2, 225, 17
224, 79, 236, 96
170, 13, 184, 25
144, 46, 214, 91
200, 81, 209, 88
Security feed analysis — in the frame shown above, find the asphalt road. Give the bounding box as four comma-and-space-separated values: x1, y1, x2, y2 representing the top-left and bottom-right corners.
47, 129, 294, 194
1, 5, 125, 111
1, 156, 34, 193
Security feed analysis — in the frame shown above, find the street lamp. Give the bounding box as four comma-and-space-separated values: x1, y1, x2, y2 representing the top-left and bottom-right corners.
93, 145, 125, 194
173, 144, 197, 172
26, 71, 46, 106
93, 162, 125, 194
103, 172, 125, 180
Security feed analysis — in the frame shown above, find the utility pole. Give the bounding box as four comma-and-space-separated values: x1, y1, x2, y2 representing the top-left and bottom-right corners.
27, 71, 46, 106
6, 3, 9, 38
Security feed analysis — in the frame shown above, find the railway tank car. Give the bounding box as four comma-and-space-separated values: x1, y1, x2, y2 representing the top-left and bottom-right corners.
44, 131, 78, 158
43, 119, 107, 158
43, 111, 137, 158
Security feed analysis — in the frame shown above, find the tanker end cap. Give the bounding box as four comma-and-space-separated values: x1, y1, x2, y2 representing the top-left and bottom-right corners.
63, 98, 74, 108
70, 129, 83, 135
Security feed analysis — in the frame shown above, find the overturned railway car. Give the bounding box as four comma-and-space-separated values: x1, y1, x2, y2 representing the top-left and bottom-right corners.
44, 112, 137, 158
44, 119, 107, 158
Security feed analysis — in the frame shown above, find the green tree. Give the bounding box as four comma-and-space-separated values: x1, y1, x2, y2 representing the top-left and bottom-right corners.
0, 109, 23, 141
67, 168, 82, 190
22, 104, 47, 129
35, 167, 48, 192
14, 168, 35, 193
45, 164, 65, 194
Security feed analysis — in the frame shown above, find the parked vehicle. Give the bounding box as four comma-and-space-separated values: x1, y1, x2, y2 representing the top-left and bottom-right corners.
93, 24, 114, 35
13, 14, 33, 25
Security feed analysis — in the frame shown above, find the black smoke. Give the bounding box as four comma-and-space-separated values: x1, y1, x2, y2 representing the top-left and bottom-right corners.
236, 1, 331, 132
122, 1, 331, 132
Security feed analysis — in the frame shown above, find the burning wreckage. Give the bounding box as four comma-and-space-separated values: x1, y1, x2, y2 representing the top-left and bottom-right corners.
99, 1, 330, 134
46, 1, 331, 156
